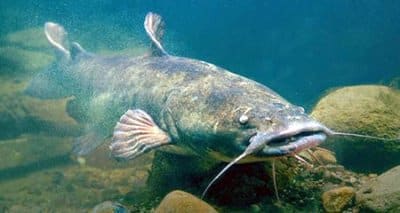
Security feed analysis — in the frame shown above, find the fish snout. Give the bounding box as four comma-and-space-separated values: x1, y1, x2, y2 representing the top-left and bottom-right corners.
247, 121, 328, 157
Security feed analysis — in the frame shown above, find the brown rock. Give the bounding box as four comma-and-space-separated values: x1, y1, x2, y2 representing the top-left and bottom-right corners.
322, 186, 355, 212
155, 190, 218, 213
0, 134, 73, 172
356, 165, 400, 212
0, 80, 80, 139
313, 148, 337, 165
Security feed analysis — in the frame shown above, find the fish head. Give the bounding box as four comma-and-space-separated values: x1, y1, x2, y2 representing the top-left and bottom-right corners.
240, 102, 328, 158
200, 96, 329, 199
203, 87, 329, 161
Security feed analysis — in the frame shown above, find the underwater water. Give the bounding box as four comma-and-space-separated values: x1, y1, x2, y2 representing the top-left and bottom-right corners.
0, 0, 399, 212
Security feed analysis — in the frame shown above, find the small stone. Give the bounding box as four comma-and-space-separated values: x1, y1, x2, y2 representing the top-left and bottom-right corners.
322, 186, 355, 213
250, 204, 261, 212
155, 190, 218, 213
77, 157, 86, 166
349, 176, 357, 184
313, 148, 337, 164
91, 201, 128, 213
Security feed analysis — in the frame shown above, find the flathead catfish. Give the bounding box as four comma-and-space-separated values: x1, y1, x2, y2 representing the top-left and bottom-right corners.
26, 12, 388, 198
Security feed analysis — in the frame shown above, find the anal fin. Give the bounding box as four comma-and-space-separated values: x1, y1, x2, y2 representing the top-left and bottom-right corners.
110, 109, 171, 161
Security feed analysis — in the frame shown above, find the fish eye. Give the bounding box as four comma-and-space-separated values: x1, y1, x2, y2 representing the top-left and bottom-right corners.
239, 114, 249, 125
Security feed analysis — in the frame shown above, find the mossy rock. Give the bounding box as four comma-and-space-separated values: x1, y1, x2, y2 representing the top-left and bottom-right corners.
0, 162, 149, 212
2, 27, 50, 50
0, 27, 55, 77
0, 46, 54, 76
0, 134, 73, 173
0, 79, 80, 139
155, 190, 218, 213
311, 85, 400, 172
322, 186, 355, 212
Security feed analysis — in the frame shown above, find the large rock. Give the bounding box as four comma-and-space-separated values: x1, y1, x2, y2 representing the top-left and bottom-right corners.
0, 80, 80, 139
356, 165, 400, 212
0, 27, 78, 138
155, 190, 218, 213
0, 134, 73, 174
0, 162, 148, 212
0, 46, 54, 76
311, 85, 400, 172
3, 28, 50, 49
0, 27, 54, 77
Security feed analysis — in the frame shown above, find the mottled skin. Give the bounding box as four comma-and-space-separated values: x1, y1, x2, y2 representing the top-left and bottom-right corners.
28, 50, 314, 161
26, 17, 327, 163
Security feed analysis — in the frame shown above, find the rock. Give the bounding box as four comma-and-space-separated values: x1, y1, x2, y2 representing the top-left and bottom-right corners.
155, 190, 218, 213
298, 147, 337, 165
0, 80, 80, 139
8, 205, 42, 213
356, 165, 400, 212
0, 46, 54, 76
0, 134, 73, 173
91, 201, 129, 213
313, 148, 337, 165
0, 27, 55, 77
0, 27, 78, 139
0, 26, 80, 139
311, 85, 400, 172
322, 186, 355, 212
0, 160, 150, 212
3, 27, 50, 49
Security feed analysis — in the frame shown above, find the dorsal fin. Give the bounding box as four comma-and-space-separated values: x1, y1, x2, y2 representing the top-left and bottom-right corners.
144, 12, 168, 56
44, 22, 71, 58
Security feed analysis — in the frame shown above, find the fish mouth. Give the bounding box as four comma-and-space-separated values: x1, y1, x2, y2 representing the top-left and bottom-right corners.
263, 131, 327, 156
249, 122, 328, 157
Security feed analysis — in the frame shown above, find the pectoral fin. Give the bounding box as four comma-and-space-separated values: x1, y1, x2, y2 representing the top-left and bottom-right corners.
72, 128, 106, 156
110, 109, 171, 161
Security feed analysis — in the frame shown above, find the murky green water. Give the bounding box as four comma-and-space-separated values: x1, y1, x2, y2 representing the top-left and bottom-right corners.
0, 1, 399, 212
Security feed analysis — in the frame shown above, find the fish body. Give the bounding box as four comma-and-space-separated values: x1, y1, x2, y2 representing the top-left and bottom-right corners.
26, 13, 328, 164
